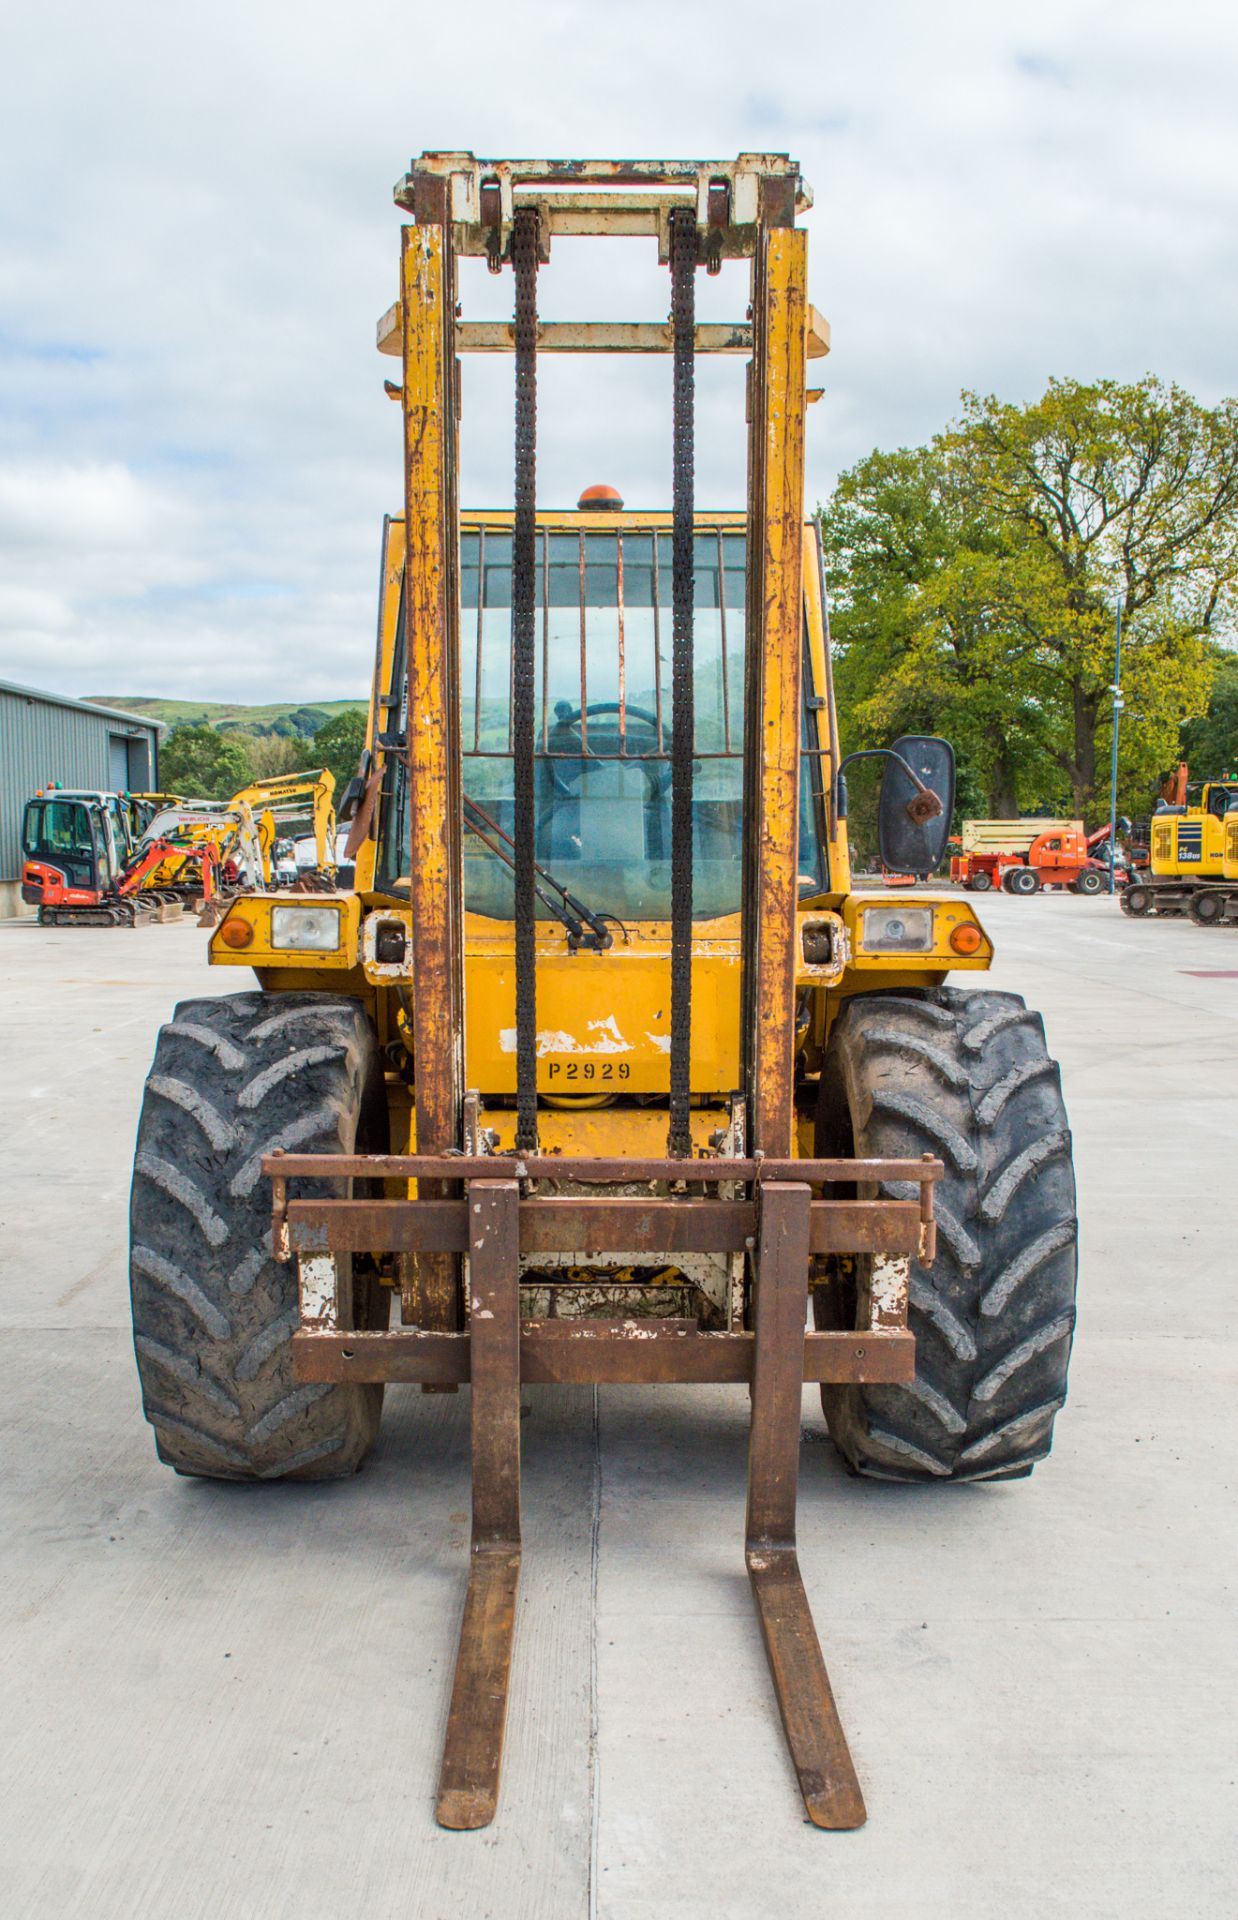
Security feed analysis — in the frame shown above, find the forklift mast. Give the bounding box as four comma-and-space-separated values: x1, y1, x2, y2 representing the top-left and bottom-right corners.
389, 153, 815, 1175
378, 153, 860, 1829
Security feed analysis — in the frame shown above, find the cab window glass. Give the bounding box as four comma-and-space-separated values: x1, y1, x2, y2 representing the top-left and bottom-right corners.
23, 799, 93, 859
22, 800, 98, 887
379, 525, 828, 917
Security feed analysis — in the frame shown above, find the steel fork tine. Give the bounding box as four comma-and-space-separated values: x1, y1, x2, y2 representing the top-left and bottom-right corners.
436, 1179, 522, 1829
746, 1180, 866, 1829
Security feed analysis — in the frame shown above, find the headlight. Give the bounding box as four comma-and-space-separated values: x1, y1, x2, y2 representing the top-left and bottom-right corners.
270, 904, 342, 951
862, 905, 934, 953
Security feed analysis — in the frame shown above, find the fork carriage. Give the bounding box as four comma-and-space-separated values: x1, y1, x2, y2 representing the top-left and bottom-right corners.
269, 1147, 941, 1829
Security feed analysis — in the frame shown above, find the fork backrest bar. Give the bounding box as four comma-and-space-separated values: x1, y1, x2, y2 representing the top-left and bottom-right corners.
263, 1153, 943, 1184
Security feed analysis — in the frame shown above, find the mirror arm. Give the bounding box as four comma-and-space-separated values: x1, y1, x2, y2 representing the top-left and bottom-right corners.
833, 748, 943, 821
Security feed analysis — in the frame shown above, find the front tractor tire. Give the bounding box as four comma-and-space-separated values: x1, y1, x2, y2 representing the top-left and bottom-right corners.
814, 988, 1077, 1482
129, 992, 390, 1481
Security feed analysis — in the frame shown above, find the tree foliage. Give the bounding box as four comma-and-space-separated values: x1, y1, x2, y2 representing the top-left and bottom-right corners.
1181, 650, 1238, 778
822, 377, 1238, 823
160, 709, 369, 798
244, 733, 315, 780
312, 707, 368, 792
159, 725, 252, 800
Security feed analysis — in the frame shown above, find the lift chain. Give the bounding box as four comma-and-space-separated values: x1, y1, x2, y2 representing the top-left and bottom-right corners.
668, 207, 697, 1158
512, 206, 540, 1153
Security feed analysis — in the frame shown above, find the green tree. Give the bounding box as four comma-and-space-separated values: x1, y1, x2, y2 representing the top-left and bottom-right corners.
243, 734, 313, 780
956, 377, 1237, 812
160, 725, 252, 800
822, 377, 1238, 823
1181, 649, 1238, 778
823, 445, 1066, 818
312, 707, 368, 791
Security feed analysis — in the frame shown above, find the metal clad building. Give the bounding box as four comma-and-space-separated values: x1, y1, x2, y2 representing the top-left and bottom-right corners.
0, 681, 161, 917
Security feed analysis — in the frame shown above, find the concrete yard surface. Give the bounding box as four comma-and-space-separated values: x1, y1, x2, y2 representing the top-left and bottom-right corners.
0, 894, 1235, 1919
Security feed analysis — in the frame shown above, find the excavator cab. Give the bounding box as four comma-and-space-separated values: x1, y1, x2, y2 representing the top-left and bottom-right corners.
21, 791, 125, 909
22, 794, 105, 896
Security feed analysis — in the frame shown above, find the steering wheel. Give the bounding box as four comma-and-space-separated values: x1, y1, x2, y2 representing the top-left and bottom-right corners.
545, 701, 674, 798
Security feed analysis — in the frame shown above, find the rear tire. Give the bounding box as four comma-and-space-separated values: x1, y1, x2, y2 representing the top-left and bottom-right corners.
968, 871, 993, 893
1004, 867, 1040, 895
129, 991, 390, 1481
1074, 870, 1103, 896
814, 988, 1077, 1481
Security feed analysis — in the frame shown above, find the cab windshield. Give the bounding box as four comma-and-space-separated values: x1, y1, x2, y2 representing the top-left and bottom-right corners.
22, 799, 98, 887
377, 524, 827, 920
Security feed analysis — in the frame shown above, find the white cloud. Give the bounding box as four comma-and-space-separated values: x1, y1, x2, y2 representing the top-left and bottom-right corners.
1, 0, 1236, 701
0, 585, 75, 636
0, 459, 177, 560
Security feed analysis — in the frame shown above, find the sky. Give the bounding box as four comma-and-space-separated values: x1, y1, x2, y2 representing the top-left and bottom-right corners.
1, 0, 1236, 707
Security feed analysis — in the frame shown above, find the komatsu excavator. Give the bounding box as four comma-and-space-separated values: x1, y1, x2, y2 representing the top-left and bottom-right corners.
126, 153, 1078, 1831
1121, 764, 1238, 918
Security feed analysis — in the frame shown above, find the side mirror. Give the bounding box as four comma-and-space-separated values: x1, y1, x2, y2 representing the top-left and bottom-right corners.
878, 735, 955, 877
337, 776, 365, 824
336, 749, 372, 824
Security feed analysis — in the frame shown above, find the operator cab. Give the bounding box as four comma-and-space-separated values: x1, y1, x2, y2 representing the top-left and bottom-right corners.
375, 513, 829, 922
20, 791, 127, 901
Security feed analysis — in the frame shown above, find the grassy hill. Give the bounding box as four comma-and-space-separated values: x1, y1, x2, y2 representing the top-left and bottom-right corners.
83, 696, 367, 739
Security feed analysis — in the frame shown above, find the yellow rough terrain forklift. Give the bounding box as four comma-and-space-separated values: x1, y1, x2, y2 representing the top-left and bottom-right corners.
127, 153, 1078, 1831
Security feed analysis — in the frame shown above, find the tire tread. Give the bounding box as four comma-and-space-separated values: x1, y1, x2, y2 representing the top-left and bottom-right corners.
129, 991, 388, 1482
815, 986, 1077, 1481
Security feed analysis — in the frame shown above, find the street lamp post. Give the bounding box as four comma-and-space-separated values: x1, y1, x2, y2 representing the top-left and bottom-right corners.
1107, 604, 1124, 896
